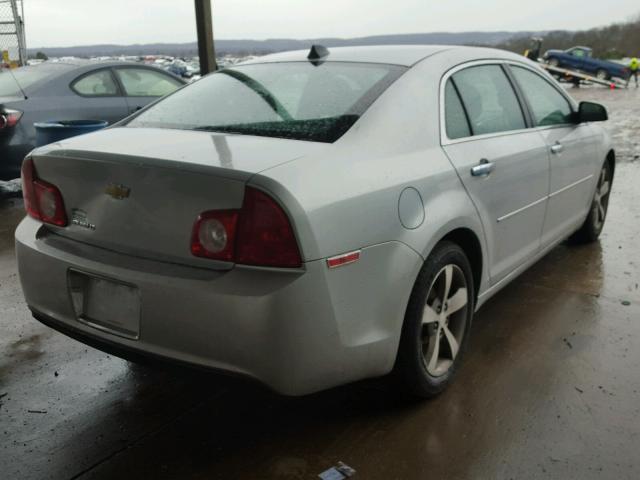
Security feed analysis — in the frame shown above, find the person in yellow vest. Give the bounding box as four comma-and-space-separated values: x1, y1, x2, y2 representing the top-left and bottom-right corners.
630, 57, 639, 87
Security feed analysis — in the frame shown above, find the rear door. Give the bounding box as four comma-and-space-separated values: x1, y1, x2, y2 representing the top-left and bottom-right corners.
442, 63, 550, 285
113, 67, 183, 115
69, 68, 129, 125
508, 64, 598, 247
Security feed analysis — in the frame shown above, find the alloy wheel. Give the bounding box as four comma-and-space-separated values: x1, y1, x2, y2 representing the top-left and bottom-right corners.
421, 264, 469, 377
593, 166, 611, 230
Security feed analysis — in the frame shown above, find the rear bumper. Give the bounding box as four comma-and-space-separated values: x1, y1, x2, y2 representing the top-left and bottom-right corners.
15, 217, 421, 395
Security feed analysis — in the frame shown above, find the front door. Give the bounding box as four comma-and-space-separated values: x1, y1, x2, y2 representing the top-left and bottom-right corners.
442, 64, 550, 285
508, 65, 598, 247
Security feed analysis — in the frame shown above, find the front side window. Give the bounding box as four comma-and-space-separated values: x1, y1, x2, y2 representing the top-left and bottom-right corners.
127, 62, 406, 143
452, 65, 526, 136
72, 70, 119, 96
511, 66, 574, 127
115, 68, 182, 97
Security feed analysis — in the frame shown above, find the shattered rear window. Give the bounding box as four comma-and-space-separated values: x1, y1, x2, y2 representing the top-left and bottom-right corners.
126, 62, 406, 143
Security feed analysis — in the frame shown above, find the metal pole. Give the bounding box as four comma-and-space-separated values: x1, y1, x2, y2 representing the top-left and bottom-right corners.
194, 0, 217, 74
20, 0, 26, 63
8, 0, 25, 65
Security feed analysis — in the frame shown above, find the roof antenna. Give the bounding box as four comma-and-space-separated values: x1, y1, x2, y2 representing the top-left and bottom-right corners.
308, 44, 329, 66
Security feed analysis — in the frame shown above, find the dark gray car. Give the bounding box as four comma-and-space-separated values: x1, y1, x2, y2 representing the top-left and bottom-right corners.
0, 61, 185, 179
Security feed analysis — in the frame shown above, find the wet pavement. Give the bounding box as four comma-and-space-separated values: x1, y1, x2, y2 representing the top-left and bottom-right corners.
1, 85, 640, 480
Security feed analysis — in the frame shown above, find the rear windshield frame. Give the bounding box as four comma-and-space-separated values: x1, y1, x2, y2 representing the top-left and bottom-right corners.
125, 61, 408, 143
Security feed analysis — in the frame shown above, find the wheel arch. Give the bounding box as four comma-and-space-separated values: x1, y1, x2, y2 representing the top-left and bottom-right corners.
606, 149, 615, 180
439, 228, 483, 301
406, 220, 487, 314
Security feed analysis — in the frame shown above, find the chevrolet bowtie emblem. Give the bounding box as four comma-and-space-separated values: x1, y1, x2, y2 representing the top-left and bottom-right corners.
105, 184, 131, 200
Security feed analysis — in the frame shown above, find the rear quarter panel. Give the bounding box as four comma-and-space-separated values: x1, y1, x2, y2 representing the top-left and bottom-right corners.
253, 52, 490, 297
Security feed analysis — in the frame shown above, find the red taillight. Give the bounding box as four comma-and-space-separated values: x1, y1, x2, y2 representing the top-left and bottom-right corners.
191, 187, 302, 268
21, 158, 68, 227
21, 158, 38, 219
235, 187, 302, 268
0, 109, 23, 130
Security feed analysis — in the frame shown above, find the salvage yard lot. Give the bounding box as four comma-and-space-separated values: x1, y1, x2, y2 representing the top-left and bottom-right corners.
1, 85, 639, 480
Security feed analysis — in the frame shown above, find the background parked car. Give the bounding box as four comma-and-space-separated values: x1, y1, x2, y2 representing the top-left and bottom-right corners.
543, 46, 630, 80
0, 61, 185, 180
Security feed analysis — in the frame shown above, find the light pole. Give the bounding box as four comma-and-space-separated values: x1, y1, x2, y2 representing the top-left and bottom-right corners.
194, 0, 217, 74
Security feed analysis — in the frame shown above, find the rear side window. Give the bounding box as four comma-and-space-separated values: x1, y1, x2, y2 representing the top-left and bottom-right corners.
452, 65, 526, 136
444, 80, 471, 139
510, 66, 573, 126
115, 68, 182, 97
72, 70, 119, 96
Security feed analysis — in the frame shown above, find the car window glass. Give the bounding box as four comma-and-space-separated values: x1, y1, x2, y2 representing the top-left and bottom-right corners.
444, 80, 471, 139
452, 65, 526, 136
115, 68, 182, 97
511, 66, 573, 126
127, 62, 406, 143
72, 70, 118, 96
1, 64, 70, 96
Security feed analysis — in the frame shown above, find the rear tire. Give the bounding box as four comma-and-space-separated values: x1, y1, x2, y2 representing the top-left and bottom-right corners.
570, 161, 612, 243
394, 241, 475, 398
596, 69, 609, 81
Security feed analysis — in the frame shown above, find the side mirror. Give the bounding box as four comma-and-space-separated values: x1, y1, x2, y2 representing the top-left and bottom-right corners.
577, 101, 608, 123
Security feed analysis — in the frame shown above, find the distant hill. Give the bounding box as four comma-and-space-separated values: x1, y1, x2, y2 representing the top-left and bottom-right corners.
28, 31, 542, 58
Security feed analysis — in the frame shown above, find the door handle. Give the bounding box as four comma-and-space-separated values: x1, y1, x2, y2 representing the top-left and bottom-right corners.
470, 159, 495, 177
550, 142, 564, 154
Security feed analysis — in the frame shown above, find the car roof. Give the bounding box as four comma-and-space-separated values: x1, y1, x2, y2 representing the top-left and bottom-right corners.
28, 59, 160, 70
239, 45, 522, 67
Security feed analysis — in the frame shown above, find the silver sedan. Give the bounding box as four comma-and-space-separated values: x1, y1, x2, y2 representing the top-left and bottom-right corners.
15, 45, 613, 396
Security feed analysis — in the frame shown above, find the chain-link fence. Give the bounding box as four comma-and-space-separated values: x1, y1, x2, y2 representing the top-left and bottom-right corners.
0, 0, 26, 66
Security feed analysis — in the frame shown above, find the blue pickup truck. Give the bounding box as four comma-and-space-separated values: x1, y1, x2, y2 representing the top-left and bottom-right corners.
543, 46, 630, 81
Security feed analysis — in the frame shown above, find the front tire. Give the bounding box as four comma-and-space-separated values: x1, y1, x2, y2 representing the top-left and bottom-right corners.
547, 57, 560, 67
394, 241, 475, 398
570, 161, 612, 243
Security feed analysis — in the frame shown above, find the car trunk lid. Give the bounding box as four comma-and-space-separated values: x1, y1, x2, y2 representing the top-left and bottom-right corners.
31, 127, 326, 269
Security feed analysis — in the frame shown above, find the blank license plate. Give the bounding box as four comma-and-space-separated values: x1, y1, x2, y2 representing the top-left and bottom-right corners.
69, 271, 141, 339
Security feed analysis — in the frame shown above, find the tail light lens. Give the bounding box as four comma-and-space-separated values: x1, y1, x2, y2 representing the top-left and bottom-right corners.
0, 109, 23, 130
21, 158, 68, 227
191, 211, 238, 261
191, 187, 302, 268
235, 188, 302, 268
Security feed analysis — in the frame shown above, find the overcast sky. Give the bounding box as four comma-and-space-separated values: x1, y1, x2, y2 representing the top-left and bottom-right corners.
22, 0, 640, 47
